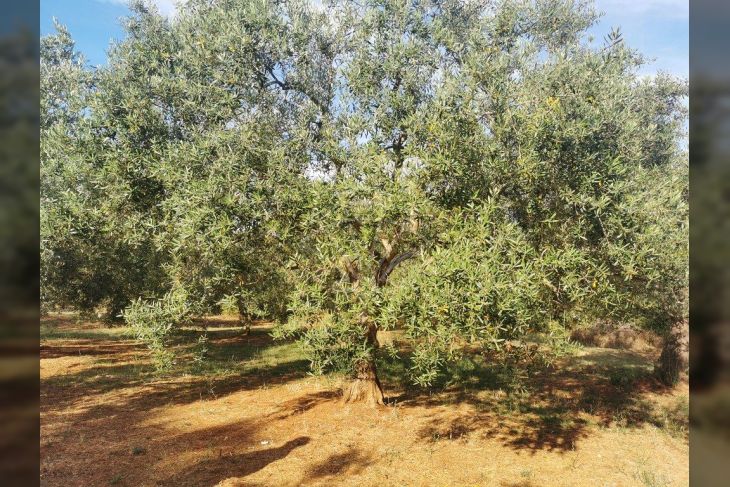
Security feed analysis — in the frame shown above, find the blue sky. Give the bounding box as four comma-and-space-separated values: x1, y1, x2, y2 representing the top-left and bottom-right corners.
40, 0, 688, 78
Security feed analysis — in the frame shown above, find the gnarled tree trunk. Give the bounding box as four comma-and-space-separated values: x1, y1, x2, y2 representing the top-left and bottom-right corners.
343, 358, 385, 406
340, 244, 414, 406
657, 320, 689, 385
343, 321, 384, 406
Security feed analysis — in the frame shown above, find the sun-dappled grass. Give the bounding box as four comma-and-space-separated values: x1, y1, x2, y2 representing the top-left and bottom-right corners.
376, 335, 689, 447
40, 321, 135, 341
42, 313, 687, 446
41, 314, 309, 396
653, 395, 689, 439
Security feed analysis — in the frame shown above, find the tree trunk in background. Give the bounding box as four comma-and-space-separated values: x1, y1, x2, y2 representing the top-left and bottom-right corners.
343, 322, 384, 406
237, 300, 251, 336
100, 301, 125, 325
239, 314, 251, 335
657, 320, 689, 385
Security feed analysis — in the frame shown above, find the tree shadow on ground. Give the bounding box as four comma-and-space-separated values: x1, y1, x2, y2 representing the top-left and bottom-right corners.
40, 341, 144, 359
43, 381, 334, 485
302, 446, 374, 482
146, 392, 335, 484
41, 318, 345, 485
41, 319, 310, 424
41, 315, 680, 480
382, 347, 674, 453
273, 390, 341, 420
149, 402, 371, 487
41, 355, 311, 424
160, 436, 311, 487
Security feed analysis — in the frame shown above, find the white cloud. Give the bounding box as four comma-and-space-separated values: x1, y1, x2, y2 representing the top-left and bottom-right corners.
598, 0, 688, 19
98, 0, 179, 18
150, 0, 178, 17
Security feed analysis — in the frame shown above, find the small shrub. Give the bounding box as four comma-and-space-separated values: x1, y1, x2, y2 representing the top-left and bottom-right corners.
123, 290, 191, 371
191, 334, 209, 371
130, 446, 146, 455
633, 469, 670, 487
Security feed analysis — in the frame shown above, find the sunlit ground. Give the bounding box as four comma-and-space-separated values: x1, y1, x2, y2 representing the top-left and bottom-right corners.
40, 314, 688, 487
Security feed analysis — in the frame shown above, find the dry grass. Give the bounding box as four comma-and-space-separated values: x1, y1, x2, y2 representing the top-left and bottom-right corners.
41, 314, 688, 486
570, 322, 663, 355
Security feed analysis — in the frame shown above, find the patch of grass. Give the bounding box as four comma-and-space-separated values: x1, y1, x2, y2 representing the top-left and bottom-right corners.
654, 395, 689, 439
608, 366, 648, 389
42, 316, 311, 399
376, 343, 412, 390
632, 469, 670, 487
43, 361, 155, 394
130, 446, 146, 455
442, 355, 505, 391
109, 474, 123, 485
185, 338, 307, 377
494, 390, 532, 415
187, 334, 309, 390
605, 396, 656, 430
383, 447, 403, 465
41, 324, 135, 341
572, 348, 650, 371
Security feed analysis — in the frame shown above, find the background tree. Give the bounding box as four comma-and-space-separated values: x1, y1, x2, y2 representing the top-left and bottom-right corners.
41, 21, 167, 321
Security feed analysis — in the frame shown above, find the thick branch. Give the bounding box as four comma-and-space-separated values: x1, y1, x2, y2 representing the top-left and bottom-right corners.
264, 64, 290, 90
262, 63, 330, 115
375, 250, 414, 287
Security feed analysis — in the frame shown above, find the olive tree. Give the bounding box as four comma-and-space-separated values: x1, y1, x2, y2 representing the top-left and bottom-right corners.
275, 0, 687, 402
41, 22, 167, 321
42, 0, 332, 352
41, 0, 687, 394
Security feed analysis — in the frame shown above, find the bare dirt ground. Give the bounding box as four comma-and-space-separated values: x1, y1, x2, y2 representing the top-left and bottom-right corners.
41, 315, 688, 487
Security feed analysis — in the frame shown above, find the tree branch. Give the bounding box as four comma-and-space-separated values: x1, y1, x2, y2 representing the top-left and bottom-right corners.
340, 256, 360, 284
375, 250, 414, 287
264, 64, 290, 90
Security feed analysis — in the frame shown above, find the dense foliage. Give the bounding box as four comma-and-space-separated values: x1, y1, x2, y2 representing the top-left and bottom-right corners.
41, 22, 167, 319
41, 0, 687, 391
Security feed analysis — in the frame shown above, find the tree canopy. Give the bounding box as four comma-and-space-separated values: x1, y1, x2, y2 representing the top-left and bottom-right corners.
41, 0, 688, 399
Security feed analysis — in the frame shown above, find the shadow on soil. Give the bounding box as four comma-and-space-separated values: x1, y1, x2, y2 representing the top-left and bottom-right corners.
379, 347, 675, 453
42, 318, 310, 413
160, 435, 311, 487
304, 446, 374, 481
41, 314, 340, 485
153, 416, 371, 487
41, 315, 680, 486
